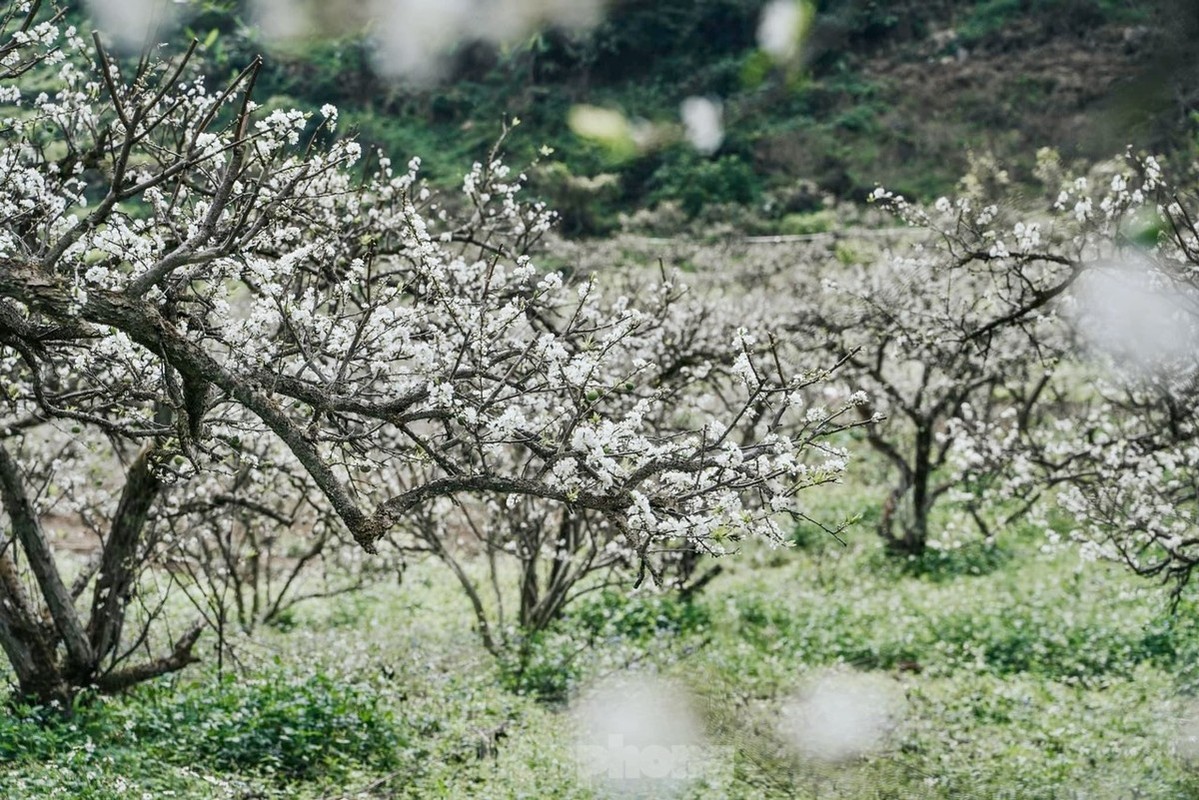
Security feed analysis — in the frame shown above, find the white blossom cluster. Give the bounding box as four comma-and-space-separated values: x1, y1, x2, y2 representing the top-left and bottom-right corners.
0, 11, 857, 598
797, 153, 1169, 553
906, 152, 1199, 588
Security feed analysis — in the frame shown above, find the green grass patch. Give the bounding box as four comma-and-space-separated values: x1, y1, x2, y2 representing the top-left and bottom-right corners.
5, 491, 1199, 798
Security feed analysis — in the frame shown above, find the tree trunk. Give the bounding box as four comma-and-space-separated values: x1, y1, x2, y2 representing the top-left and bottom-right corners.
0, 551, 70, 705
0, 443, 94, 687
879, 424, 934, 556
0, 441, 201, 706
87, 446, 162, 669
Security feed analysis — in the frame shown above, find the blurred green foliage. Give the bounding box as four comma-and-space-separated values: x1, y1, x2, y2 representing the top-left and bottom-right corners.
0, 670, 405, 781
499, 588, 711, 701
649, 151, 762, 215
68, 0, 1178, 229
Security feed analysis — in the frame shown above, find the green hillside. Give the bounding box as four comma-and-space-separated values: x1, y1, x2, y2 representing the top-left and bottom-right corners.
86, 0, 1199, 228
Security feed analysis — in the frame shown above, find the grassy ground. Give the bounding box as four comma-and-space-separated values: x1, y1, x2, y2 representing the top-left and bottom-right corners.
3, 481, 1198, 798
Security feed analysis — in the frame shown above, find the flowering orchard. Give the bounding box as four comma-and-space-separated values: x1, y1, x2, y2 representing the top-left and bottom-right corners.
934, 156, 1199, 597
792, 150, 1199, 581
775, 153, 1169, 555
0, 6, 867, 703
3, 0, 1197, 713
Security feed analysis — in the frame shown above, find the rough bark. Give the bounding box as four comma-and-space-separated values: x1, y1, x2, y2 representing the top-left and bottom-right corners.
87, 446, 162, 665
0, 443, 95, 673
0, 261, 378, 548
93, 621, 203, 694
0, 550, 63, 701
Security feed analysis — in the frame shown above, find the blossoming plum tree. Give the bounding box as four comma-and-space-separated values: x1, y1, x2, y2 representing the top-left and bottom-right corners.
0, 4, 860, 703
396, 272, 866, 657
789, 155, 1164, 555
947, 160, 1199, 597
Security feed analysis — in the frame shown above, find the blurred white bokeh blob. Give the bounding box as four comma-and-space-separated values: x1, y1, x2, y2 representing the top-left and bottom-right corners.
1069, 255, 1199, 375
779, 670, 904, 762
680, 96, 724, 156
571, 673, 707, 797
1177, 702, 1199, 763
250, 0, 325, 42
85, 0, 176, 52
568, 104, 636, 153
248, 0, 605, 82
368, 0, 475, 82
757, 0, 809, 63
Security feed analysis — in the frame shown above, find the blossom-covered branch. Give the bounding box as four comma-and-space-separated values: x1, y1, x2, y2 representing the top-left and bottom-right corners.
0, 5, 858, 700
